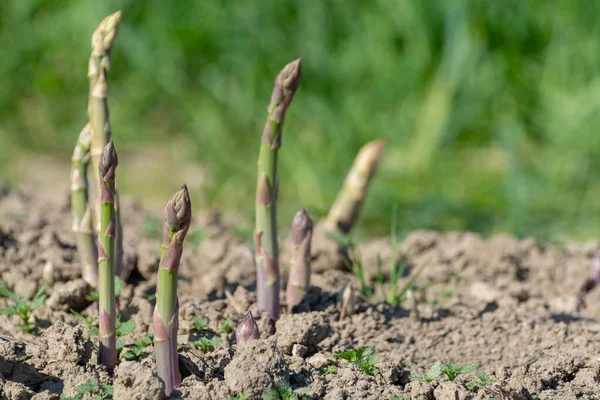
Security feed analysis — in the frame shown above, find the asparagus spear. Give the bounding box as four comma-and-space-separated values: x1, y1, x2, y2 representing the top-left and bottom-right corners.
88, 11, 124, 276
153, 185, 191, 396
97, 140, 118, 372
286, 208, 313, 308
325, 139, 386, 235
235, 311, 260, 347
255, 58, 302, 321
71, 124, 99, 287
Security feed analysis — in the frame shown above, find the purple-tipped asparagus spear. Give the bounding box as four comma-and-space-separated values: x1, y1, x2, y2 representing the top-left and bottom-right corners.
97, 140, 118, 372
153, 185, 191, 396
236, 311, 260, 347
286, 208, 313, 308
255, 59, 302, 321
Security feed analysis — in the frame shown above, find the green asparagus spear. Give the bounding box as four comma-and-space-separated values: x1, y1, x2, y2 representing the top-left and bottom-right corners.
286, 208, 313, 308
255, 58, 302, 321
325, 139, 386, 235
97, 140, 118, 372
88, 11, 124, 277
71, 124, 99, 287
153, 185, 191, 396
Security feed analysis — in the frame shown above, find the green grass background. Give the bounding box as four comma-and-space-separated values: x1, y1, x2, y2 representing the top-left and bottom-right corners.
1, 0, 600, 241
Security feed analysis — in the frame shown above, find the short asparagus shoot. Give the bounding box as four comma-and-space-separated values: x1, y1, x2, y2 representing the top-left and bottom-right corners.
97, 140, 118, 372
286, 208, 313, 308
325, 139, 386, 235
255, 58, 302, 321
235, 311, 259, 347
153, 185, 192, 396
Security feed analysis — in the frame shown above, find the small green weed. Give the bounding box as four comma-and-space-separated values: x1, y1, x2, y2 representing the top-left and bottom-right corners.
192, 336, 222, 352
0, 282, 48, 332
189, 316, 208, 333
115, 317, 136, 357
262, 380, 311, 400
86, 277, 122, 302
409, 361, 443, 382
318, 365, 339, 376
219, 319, 234, 333
467, 371, 495, 390
334, 346, 380, 375
61, 378, 113, 400
122, 332, 153, 361
71, 309, 99, 336
441, 362, 476, 381
410, 361, 476, 383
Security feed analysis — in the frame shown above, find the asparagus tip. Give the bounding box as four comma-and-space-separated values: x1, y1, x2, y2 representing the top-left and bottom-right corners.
236, 311, 260, 347
95, 11, 122, 49
98, 139, 118, 175
165, 184, 192, 232
290, 208, 313, 246
278, 58, 302, 96
355, 139, 386, 175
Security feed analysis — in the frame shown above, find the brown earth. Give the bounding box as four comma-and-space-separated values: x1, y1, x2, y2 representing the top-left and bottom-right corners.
0, 184, 599, 399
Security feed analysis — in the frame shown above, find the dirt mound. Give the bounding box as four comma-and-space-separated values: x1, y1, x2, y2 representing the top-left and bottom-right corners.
1, 186, 599, 399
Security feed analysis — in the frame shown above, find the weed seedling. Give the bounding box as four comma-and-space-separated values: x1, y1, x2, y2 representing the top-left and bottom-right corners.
318, 365, 339, 376
467, 371, 495, 390
123, 332, 153, 361
71, 309, 99, 336
441, 362, 476, 381
61, 378, 113, 400
219, 318, 234, 334
86, 277, 122, 302
409, 361, 443, 382
189, 316, 208, 333
115, 317, 136, 357
0, 283, 48, 332
192, 337, 222, 352
263, 380, 311, 400
334, 346, 380, 375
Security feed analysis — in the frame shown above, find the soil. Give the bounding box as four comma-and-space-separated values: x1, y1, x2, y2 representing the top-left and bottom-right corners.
1, 184, 600, 399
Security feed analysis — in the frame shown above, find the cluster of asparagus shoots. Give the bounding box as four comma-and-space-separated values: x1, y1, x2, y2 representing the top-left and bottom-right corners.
71, 13, 385, 390
253, 59, 386, 321
71, 11, 123, 290
70, 12, 123, 373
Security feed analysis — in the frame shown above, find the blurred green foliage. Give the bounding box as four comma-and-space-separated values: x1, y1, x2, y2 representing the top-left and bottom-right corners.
1, 0, 600, 241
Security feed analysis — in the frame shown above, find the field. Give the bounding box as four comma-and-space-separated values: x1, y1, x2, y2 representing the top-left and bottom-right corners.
1, 186, 599, 399
1, 2, 600, 400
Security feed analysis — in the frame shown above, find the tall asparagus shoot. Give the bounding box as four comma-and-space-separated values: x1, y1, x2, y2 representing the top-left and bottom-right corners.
255, 58, 302, 321
235, 311, 260, 347
88, 11, 124, 276
97, 140, 118, 372
325, 139, 386, 235
71, 124, 99, 287
286, 208, 313, 308
153, 185, 191, 396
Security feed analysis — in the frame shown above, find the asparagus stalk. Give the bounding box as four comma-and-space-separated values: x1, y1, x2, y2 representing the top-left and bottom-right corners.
255, 58, 302, 321
325, 139, 386, 235
235, 311, 260, 347
286, 208, 313, 308
97, 140, 118, 372
88, 11, 124, 276
153, 185, 191, 396
71, 124, 99, 287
